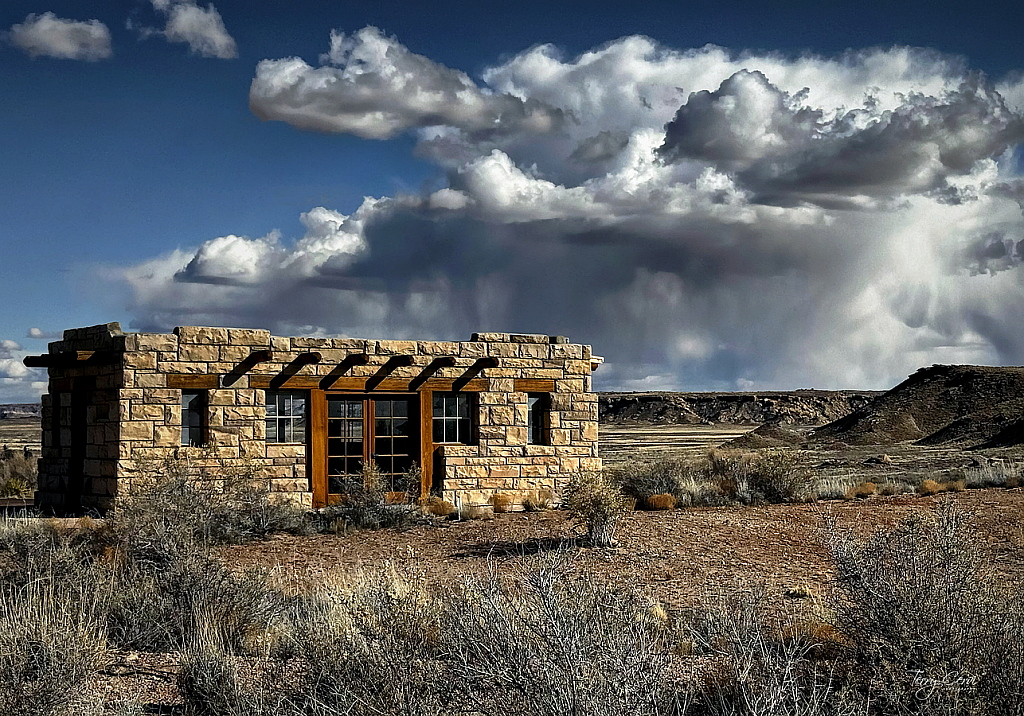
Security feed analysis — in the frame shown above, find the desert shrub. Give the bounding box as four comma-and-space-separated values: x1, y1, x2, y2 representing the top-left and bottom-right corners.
645, 493, 676, 510
917, 478, 942, 496
109, 449, 309, 566
282, 569, 448, 716
614, 455, 704, 504
177, 612, 288, 716
0, 450, 37, 498
318, 461, 427, 531
746, 449, 814, 503
0, 578, 108, 716
685, 585, 853, 715
442, 552, 678, 716
563, 471, 629, 547
844, 482, 876, 500
827, 499, 1024, 715
877, 481, 913, 496
102, 550, 285, 653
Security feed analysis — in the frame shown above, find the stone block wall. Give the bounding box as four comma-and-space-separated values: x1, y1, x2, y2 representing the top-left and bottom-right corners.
34, 323, 601, 512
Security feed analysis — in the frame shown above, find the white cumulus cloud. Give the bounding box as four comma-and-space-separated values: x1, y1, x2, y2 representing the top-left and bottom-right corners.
250, 26, 563, 139
103, 32, 1024, 391
148, 0, 236, 59
5, 12, 112, 61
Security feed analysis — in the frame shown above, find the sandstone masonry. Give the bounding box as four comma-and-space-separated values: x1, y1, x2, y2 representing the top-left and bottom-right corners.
30, 323, 601, 512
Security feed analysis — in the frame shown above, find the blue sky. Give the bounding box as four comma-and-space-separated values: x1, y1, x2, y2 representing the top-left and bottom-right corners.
2, 1, 1024, 401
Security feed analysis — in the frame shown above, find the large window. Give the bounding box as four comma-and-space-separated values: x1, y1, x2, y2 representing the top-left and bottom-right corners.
432, 392, 473, 444
181, 391, 205, 446
266, 391, 307, 443
527, 393, 549, 445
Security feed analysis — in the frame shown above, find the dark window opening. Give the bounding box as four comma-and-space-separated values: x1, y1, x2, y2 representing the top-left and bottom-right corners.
181, 391, 205, 447
266, 390, 307, 443
432, 392, 473, 444
527, 393, 549, 445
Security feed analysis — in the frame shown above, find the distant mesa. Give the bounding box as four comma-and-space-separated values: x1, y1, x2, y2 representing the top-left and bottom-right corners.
599, 390, 879, 428
810, 365, 1024, 449
0, 403, 41, 420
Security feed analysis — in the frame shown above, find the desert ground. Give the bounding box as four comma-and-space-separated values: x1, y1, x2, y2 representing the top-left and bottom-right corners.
4, 392, 1024, 712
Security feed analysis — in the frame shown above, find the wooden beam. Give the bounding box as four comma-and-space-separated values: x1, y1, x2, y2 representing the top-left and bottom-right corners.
23, 351, 113, 367
249, 350, 273, 363
514, 379, 556, 392
366, 355, 417, 390
318, 354, 370, 389
420, 388, 433, 499
167, 374, 219, 390
408, 356, 457, 391
250, 375, 487, 392
310, 389, 327, 508
295, 351, 322, 364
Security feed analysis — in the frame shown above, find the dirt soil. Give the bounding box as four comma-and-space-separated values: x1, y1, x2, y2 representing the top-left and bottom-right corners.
218, 489, 1024, 612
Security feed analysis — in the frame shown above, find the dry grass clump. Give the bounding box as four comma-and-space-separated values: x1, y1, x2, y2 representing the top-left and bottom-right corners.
522, 489, 554, 512
644, 493, 676, 511
563, 470, 629, 547
456, 503, 493, 520
0, 577, 107, 716
491, 492, 514, 513
964, 461, 1021, 489
877, 481, 914, 496
0, 448, 36, 498
917, 477, 966, 496
418, 495, 457, 517
844, 481, 876, 500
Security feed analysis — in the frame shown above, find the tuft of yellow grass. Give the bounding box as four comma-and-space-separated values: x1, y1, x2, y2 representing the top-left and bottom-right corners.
491, 493, 514, 513
418, 495, 457, 517
844, 482, 876, 500
918, 479, 942, 496
645, 493, 676, 511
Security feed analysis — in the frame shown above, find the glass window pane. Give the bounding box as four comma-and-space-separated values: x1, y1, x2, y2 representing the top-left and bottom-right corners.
433, 419, 445, 443
392, 400, 407, 418
347, 401, 361, 418
266, 399, 277, 418
375, 400, 391, 417
445, 397, 458, 418
266, 419, 277, 442
328, 400, 343, 418
433, 393, 444, 417
458, 418, 471, 443
457, 393, 469, 417
393, 417, 409, 435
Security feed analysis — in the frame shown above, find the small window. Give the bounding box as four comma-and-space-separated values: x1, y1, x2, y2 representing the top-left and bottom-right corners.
266, 391, 307, 443
181, 391, 205, 446
432, 392, 473, 444
527, 393, 549, 445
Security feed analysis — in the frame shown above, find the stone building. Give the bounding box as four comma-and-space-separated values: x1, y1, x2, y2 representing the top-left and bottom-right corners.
26, 323, 602, 513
